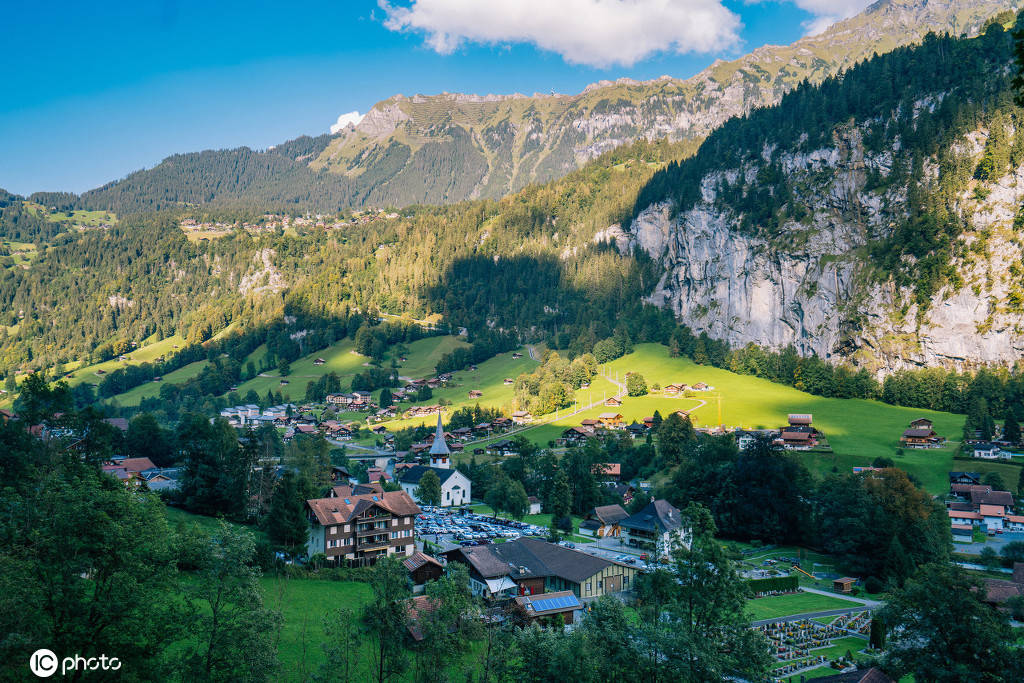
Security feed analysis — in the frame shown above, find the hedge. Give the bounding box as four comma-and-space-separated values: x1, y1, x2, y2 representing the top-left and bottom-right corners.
747, 575, 799, 593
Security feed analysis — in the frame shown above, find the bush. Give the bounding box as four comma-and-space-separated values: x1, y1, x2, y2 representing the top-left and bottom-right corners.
747, 575, 799, 593
555, 515, 573, 532
864, 576, 884, 594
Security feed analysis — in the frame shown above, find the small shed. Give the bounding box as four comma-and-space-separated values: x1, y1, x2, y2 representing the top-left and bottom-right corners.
833, 577, 857, 593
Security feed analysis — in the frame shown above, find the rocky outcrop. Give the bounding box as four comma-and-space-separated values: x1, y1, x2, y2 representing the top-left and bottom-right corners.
624, 124, 1024, 372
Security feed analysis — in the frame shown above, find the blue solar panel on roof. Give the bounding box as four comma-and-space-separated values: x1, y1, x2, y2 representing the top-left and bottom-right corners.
373, 496, 379, 501
344, 498, 351, 504
531, 595, 579, 611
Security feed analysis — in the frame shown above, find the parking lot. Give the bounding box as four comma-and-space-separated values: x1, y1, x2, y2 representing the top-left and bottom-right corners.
415, 507, 549, 550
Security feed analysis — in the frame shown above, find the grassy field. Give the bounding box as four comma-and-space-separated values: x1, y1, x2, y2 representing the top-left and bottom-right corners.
746, 591, 862, 621
110, 360, 210, 406
62, 334, 189, 389
215, 335, 470, 405
510, 344, 967, 494
260, 576, 373, 680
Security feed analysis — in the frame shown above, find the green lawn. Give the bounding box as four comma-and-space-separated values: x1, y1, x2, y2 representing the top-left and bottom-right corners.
111, 360, 210, 406
511, 344, 966, 494
746, 591, 861, 621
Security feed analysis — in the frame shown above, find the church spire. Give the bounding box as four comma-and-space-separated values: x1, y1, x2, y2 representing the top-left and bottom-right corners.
429, 412, 451, 467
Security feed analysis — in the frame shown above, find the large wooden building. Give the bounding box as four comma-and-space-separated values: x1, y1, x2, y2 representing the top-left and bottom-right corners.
306, 483, 420, 566
443, 537, 638, 601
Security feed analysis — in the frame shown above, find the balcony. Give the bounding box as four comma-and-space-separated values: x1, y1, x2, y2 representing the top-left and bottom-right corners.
356, 526, 389, 537
358, 539, 390, 551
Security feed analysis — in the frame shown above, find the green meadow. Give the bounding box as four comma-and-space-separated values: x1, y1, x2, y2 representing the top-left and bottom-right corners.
508, 344, 969, 494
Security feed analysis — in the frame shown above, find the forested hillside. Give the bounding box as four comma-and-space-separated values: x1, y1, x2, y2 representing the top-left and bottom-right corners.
0, 139, 689, 377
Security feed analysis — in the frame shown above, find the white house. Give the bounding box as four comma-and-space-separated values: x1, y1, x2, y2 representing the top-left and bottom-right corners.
619, 500, 690, 558
399, 466, 472, 507
980, 504, 1006, 531
973, 443, 1007, 460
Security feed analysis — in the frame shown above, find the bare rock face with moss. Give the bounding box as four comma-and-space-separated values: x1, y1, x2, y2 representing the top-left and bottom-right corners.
623, 34, 1024, 374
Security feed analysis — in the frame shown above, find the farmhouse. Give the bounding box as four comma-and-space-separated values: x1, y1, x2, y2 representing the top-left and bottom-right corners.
592, 462, 621, 480
511, 410, 533, 425
443, 537, 638, 601
579, 504, 628, 539
597, 412, 624, 427
399, 466, 472, 507
620, 499, 689, 558
900, 424, 942, 448
487, 439, 519, 456
778, 426, 817, 450
604, 397, 623, 407
560, 426, 595, 446
305, 485, 420, 566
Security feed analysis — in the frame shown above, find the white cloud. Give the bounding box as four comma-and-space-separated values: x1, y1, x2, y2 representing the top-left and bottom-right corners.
330, 111, 365, 134
750, 0, 872, 36
379, 0, 743, 68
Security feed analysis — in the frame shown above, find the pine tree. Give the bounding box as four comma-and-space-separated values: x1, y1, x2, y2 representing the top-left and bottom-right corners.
265, 471, 308, 550
1004, 411, 1021, 445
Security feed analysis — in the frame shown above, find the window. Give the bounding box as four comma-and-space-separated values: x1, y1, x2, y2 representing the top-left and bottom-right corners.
585, 582, 591, 594
392, 519, 398, 527
344, 524, 350, 533
624, 575, 629, 586
598, 580, 603, 590
329, 526, 336, 535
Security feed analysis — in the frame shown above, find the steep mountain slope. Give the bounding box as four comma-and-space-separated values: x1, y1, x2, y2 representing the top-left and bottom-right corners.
313, 0, 1015, 203
622, 22, 1024, 373
76, 0, 1014, 213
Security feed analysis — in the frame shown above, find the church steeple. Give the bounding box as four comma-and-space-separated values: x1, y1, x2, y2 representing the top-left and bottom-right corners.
429, 412, 450, 468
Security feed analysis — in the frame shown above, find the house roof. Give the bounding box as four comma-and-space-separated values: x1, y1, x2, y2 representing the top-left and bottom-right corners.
307, 489, 419, 525
587, 504, 629, 525
597, 412, 622, 419
621, 500, 683, 533
953, 483, 991, 495
983, 578, 1024, 604
448, 538, 614, 584
973, 490, 1014, 507
403, 551, 443, 572
117, 457, 157, 473
948, 510, 982, 520
399, 465, 463, 486
949, 471, 981, 483
593, 463, 621, 476
979, 505, 1006, 517
902, 428, 936, 438
787, 413, 813, 424
103, 417, 130, 432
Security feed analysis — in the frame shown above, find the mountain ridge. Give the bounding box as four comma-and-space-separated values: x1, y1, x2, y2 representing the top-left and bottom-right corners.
71, 0, 1017, 213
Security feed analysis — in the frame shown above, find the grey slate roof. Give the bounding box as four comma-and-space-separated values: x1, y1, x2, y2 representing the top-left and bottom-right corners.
620, 499, 683, 533
399, 465, 461, 486
448, 537, 614, 584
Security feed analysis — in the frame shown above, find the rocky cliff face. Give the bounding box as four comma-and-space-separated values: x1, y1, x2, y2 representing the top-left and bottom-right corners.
313, 0, 1015, 206
624, 122, 1024, 373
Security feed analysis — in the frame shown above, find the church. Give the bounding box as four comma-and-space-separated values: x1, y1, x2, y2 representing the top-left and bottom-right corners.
399, 413, 472, 507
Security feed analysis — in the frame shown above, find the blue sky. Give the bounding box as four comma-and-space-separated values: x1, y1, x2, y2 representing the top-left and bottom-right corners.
0, 0, 859, 195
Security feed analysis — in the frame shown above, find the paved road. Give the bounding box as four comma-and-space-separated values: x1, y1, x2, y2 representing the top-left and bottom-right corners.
799, 586, 881, 608
954, 530, 1024, 555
